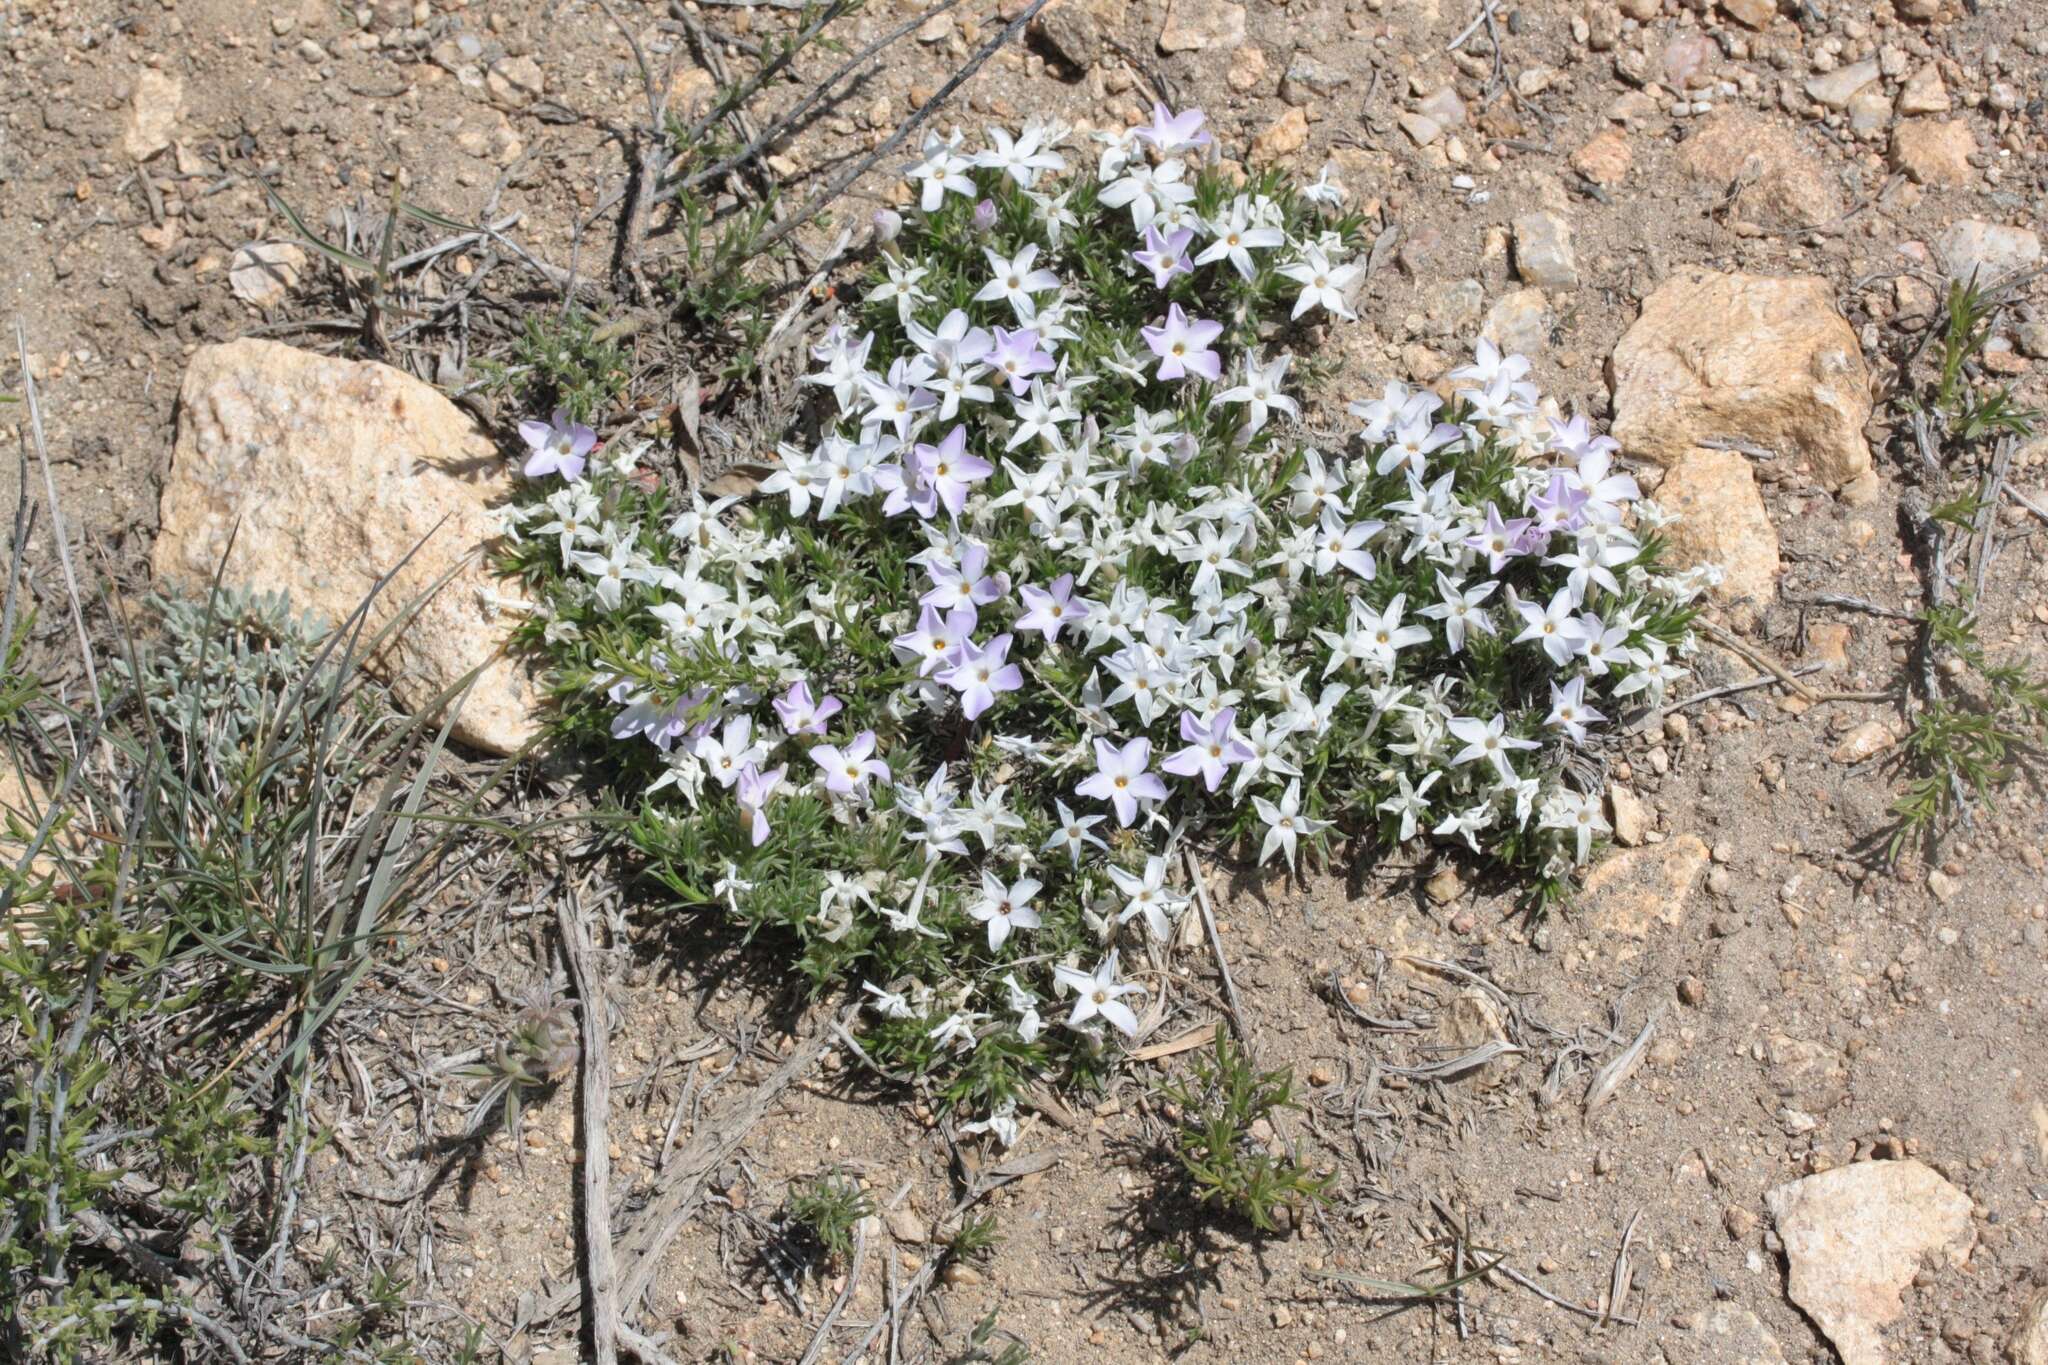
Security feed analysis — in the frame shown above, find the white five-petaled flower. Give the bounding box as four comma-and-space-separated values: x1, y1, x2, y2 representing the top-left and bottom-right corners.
974, 242, 1062, 320
1252, 778, 1329, 870
1278, 245, 1360, 320
1217, 351, 1300, 436
1446, 713, 1541, 784
1107, 855, 1185, 940
968, 870, 1043, 951
1054, 951, 1144, 1038
1540, 789, 1610, 864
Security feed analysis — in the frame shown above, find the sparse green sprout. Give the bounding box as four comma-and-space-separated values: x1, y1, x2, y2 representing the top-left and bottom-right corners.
1156, 1026, 1333, 1233
946, 1211, 1002, 1263
1880, 272, 2046, 860
459, 990, 580, 1144
477, 308, 633, 423
1885, 605, 2048, 860
787, 1168, 873, 1263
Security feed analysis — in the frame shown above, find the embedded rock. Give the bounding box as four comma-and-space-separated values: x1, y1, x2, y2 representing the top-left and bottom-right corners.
1897, 64, 1950, 114
1890, 119, 1974, 185
1680, 111, 1841, 229
1609, 268, 1872, 489
1937, 219, 2042, 287
229, 242, 307, 309
1570, 128, 1633, 186
1158, 0, 1245, 52
123, 69, 183, 161
1482, 288, 1550, 358
1583, 834, 1710, 940
1657, 450, 1781, 604
1766, 1161, 1974, 1365
1511, 211, 1579, 290
2012, 1289, 2048, 1365
154, 340, 538, 755
1249, 107, 1309, 163
1805, 59, 1879, 110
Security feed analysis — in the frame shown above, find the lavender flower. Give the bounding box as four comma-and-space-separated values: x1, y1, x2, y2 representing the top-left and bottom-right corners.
518, 410, 596, 481
1140, 303, 1223, 383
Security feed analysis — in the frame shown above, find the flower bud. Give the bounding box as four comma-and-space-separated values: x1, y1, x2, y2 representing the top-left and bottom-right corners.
872, 208, 903, 243
972, 198, 998, 233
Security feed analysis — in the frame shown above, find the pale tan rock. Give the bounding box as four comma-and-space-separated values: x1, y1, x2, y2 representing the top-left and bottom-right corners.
1608, 784, 1649, 846
1225, 43, 1268, 92
1609, 269, 1872, 490
1938, 219, 2043, 287
1657, 450, 1781, 603
1692, 1306, 1790, 1364
1806, 59, 1880, 110
1582, 834, 1710, 939
486, 54, 545, 109
2014, 1288, 2048, 1365
1680, 111, 1842, 229
1890, 118, 1974, 185
1720, 0, 1777, 28
1438, 989, 1518, 1088
1158, 0, 1245, 52
229, 242, 307, 309
1898, 64, 1951, 114
1481, 289, 1550, 358
1570, 129, 1632, 186
123, 69, 183, 161
1512, 211, 1579, 290
1831, 721, 1895, 764
1766, 1161, 1975, 1365
154, 340, 538, 756
1249, 107, 1308, 164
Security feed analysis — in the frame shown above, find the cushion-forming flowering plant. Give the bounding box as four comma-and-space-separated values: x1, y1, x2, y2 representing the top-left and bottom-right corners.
498, 106, 1709, 1133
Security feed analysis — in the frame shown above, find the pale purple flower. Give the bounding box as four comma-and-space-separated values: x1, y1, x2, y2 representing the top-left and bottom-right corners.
892, 603, 979, 677
920, 541, 1009, 611
1014, 573, 1091, 644
1141, 303, 1223, 383
1134, 102, 1212, 155
941, 633, 1023, 721
811, 730, 890, 795
988, 326, 1055, 396
1465, 504, 1535, 574
1526, 471, 1590, 536
519, 410, 596, 481
735, 761, 785, 846
1075, 736, 1169, 827
772, 680, 842, 736
1131, 224, 1194, 289
1160, 707, 1255, 794
912, 425, 994, 520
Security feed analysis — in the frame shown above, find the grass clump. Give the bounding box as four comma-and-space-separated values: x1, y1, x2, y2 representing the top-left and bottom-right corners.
1156, 1026, 1332, 1233
1883, 275, 2046, 859
787, 1168, 874, 1263
2, 567, 501, 1359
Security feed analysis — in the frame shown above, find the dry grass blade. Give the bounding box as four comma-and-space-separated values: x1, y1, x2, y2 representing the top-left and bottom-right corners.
560, 891, 620, 1365
1584, 1005, 1662, 1112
